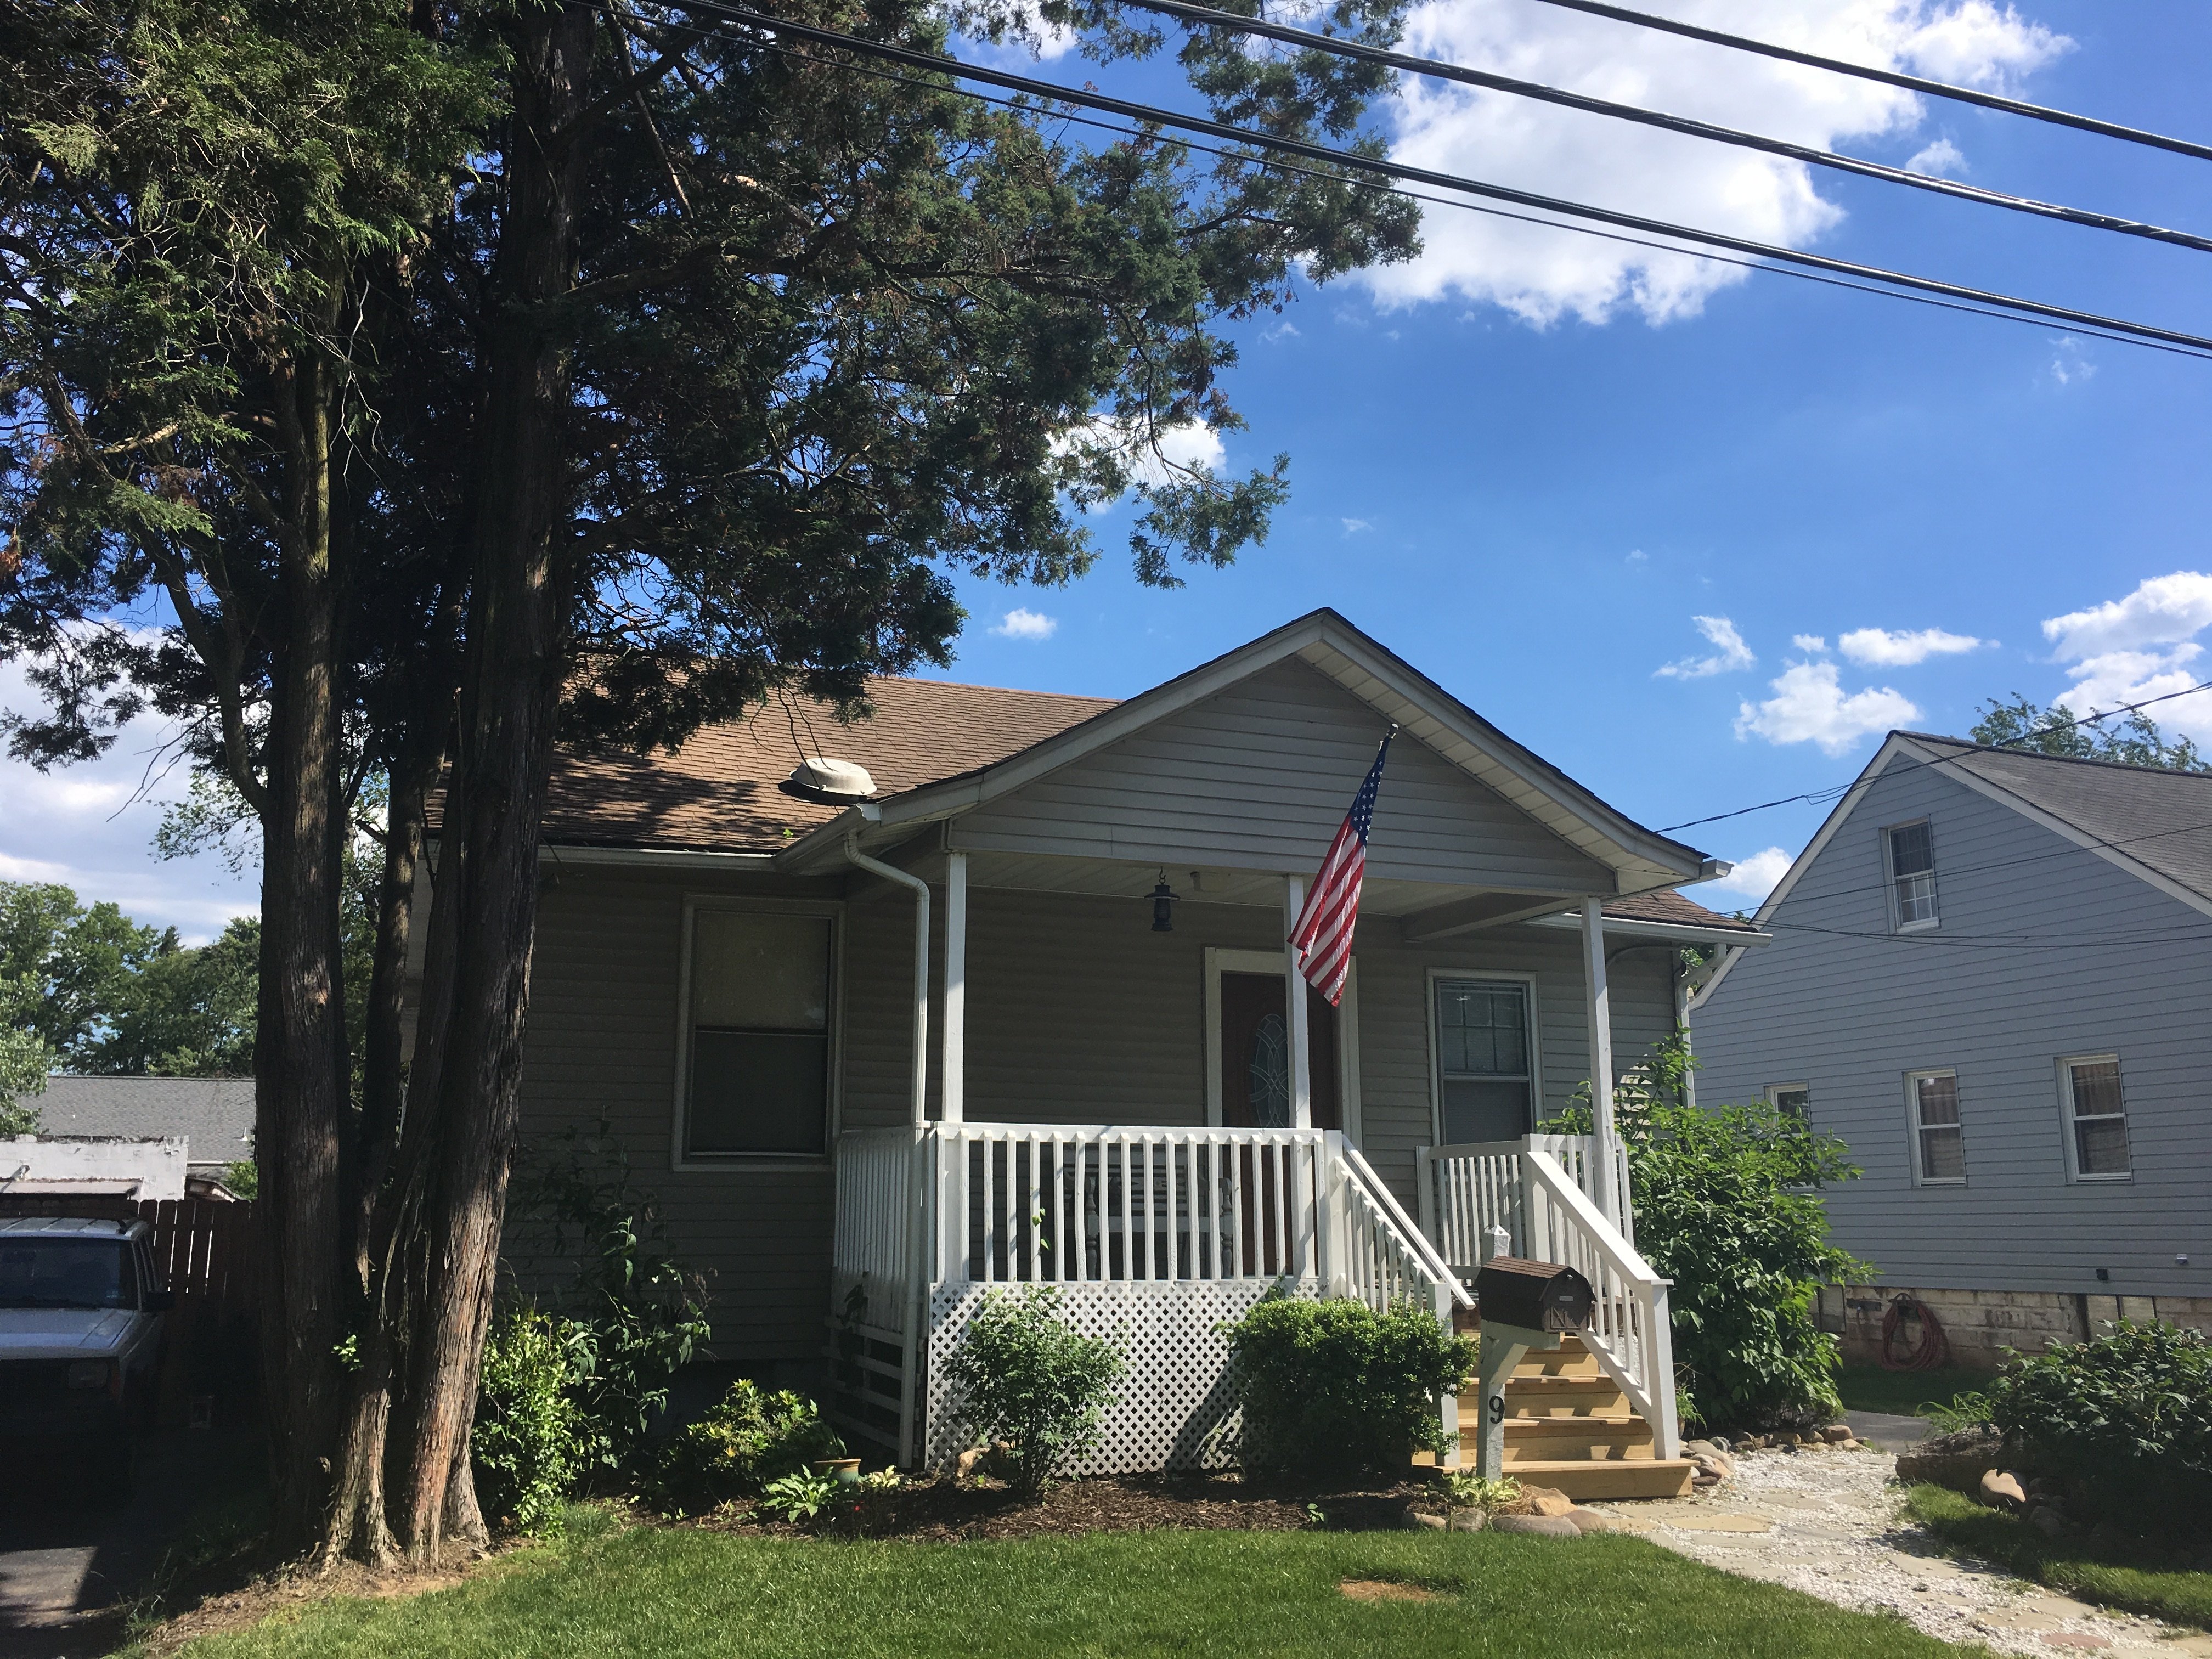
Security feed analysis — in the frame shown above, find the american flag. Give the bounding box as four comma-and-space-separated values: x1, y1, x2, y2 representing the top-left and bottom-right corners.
1290, 728, 1396, 1006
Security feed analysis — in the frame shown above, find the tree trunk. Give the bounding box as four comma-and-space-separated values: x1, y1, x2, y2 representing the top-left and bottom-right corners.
253, 345, 354, 1551
385, 0, 595, 1561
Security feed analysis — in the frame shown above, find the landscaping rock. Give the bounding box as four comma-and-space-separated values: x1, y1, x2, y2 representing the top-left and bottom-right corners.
1407, 1510, 1447, 1531
1491, 1514, 1581, 1538
955, 1447, 985, 1480
1895, 1428, 2006, 1493
1979, 1470, 2027, 1512
1564, 1510, 1616, 1534
2029, 1506, 2071, 1539
1518, 1486, 1576, 1517
1447, 1509, 1486, 1533
1821, 1424, 1852, 1443
1837, 1439, 1862, 1452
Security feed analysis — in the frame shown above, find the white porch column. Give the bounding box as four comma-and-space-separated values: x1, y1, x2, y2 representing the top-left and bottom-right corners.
1581, 896, 1618, 1230
943, 851, 967, 1124
1285, 876, 1312, 1130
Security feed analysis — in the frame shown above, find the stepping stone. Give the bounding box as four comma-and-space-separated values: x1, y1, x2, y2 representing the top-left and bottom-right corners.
1660, 1513, 1771, 1532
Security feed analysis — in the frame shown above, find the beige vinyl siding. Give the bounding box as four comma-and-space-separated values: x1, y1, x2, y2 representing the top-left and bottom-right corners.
953, 658, 1614, 894
1694, 758, 2212, 1296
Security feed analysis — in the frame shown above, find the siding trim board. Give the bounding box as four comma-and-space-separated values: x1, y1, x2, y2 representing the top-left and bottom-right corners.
1200, 947, 1365, 1142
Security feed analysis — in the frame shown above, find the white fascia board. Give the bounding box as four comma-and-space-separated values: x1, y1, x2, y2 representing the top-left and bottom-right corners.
540, 844, 778, 872
1525, 912, 1773, 947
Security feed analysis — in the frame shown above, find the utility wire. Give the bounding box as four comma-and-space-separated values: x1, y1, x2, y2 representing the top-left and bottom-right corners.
694, 22, 2212, 364
1657, 680, 2212, 832
1522, 0, 2212, 165
681, 1, 2212, 355
1110, 0, 2212, 255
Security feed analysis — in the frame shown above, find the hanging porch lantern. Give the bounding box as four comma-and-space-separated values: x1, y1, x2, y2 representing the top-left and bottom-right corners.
1149, 872, 1179, 932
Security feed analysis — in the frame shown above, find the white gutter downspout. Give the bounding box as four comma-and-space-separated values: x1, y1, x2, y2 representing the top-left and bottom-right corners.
844, 826, 930, 1127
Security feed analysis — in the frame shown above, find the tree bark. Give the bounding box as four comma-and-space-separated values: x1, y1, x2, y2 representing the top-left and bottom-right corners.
385, 1, 596, 1561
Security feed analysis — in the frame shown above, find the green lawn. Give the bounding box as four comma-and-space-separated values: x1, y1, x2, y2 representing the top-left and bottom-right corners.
163, 1510, 1991, 1659
1833, 1365, 1985, 1419
1904, 1484, 2212, 1631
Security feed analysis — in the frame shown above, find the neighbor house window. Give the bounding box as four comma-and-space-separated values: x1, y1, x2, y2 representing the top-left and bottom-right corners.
1434, 978, 1534, 1144
1907, 1068, 1965, 1183
1768, 1083, 1812, 1122
684, 907, 834, 1159
1886, 821, 1938, 929
2059, 1054, 2130, 1180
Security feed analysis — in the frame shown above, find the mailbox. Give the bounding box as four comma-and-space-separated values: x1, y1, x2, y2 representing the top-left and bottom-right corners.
1472, 1256, 1594, 1333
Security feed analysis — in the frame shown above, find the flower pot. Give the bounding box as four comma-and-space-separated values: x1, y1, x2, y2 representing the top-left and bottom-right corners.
814, 1457, 864, 1484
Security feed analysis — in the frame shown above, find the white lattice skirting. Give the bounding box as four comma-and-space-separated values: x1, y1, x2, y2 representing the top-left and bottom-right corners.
924, 1279, 1311, 1475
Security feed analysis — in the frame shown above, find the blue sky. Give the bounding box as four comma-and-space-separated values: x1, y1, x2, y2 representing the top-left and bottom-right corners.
4, 0, 2208, 936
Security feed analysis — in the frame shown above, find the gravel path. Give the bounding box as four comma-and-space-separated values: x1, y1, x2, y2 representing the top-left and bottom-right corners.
1581, 1443, 2212, 1657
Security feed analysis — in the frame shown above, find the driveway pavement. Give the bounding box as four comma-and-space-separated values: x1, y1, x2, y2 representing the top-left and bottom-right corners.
0, 1429, 259, 1659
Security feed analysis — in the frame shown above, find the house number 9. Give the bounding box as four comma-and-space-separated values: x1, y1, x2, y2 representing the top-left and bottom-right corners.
1488, 1393, 1505, 1425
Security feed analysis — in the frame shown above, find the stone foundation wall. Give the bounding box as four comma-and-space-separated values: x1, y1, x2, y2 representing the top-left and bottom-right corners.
1815, 1284, 2212, 1372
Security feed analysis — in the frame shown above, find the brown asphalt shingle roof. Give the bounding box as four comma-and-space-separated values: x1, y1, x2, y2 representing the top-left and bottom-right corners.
539, 676, 1117, 854
1605, 888, 1757, 932
1901, 732, 2212, 904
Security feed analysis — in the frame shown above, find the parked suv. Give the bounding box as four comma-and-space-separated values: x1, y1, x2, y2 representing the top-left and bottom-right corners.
0, 1216, 173, 1483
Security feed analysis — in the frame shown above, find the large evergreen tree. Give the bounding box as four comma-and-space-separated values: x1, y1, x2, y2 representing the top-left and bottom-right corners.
4, 0, 1417, 1560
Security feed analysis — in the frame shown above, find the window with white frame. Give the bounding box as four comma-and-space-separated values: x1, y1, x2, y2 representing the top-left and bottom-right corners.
1907, 1068, 1965, 1183
682, 908, 834, 1159
1886, 821, 1938, 929
2059, 1054, 2130, 1180
1767, 1082, 1812, 1122
1434, 978, 1534, 1143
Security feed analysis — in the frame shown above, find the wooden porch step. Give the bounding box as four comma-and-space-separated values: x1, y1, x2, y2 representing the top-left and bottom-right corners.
1500, 1459, 1698, 1500
1506, 1342, 1605, 1380
1502, 1415, 1655, 1460
1468, 1375, 1629, 1417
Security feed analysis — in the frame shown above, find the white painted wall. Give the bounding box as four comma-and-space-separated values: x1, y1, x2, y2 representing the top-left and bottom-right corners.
1, 1136, 188, 1201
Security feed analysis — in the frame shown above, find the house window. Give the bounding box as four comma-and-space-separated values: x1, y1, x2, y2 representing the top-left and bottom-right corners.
1907, 1069, 1965, 1184
1886, 821, 1938, 929
684, 908, 834, 1159
1434, 978, 1533, 1143
2060, 1054, 2130, 1180
1768, 1083, 1812, 1122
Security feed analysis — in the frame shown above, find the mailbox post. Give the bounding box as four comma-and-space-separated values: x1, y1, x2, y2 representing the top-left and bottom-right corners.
1470, 1257, 1595, 1481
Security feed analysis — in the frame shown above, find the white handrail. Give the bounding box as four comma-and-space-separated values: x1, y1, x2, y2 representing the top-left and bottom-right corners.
1336, 1137, 1473, 1308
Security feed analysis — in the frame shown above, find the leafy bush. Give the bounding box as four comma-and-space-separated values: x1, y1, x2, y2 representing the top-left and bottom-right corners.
1549, 1033, 1868, 1432
759, 1469, 843, 1525
1442, 1471, 1520, 1515
946, 1287, 1124, 1497
473, 1308, 592, 1535
655, 1379, 845, 1513
1224, 1294, 1474, 1481
1979, 1320, 2212, 1530
507, 1125, 715, 1483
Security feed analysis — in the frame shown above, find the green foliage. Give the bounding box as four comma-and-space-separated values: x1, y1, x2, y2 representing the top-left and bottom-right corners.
473, 1309, 592, 1537
1441, 1471, 1520, 1514
1976, 1321, 2212, 1527
1906, 1483, 2212, 1629
0, 968, 50, 1123
220, 1159, 261, 1200
1550, 1042, 1868, 1431
1971, 695, 2208, 771
946, 1287, 1125, 1497
1224, 1294, 1474, 1480
0, 881, 256, 1076
507, 1126, 715, 1483
655, 1381, 845, 1514
758, 1470, 844, 1526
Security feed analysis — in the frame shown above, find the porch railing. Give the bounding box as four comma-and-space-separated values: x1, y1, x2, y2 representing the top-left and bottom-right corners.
1417, 1136, 1678, 1458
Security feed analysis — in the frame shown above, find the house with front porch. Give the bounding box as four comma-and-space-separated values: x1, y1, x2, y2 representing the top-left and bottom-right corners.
498, 611, 1760, 1494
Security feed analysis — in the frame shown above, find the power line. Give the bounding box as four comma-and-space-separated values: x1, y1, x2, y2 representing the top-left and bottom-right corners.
696, 23, 2212, 364
1522, 0, 2212, 166
1657, 680, 2212, 833
1111, 0, 2212, 255
681, 3, 2212, 355
1764, 917, 2212, 952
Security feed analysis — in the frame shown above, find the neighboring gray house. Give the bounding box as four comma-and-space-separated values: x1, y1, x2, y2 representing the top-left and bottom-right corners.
1691, 732, 2212, 1367
29, 1076, 255, 1181
470, 611, 1756, 1484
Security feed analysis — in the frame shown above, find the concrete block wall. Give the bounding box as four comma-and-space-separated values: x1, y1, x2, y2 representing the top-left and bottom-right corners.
1815, 1283, 2212, 1372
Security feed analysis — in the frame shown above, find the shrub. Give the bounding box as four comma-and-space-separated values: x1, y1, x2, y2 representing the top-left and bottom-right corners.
1979, 1319, 2212, 1531
472, 1307, 591, 1535
1548, 1032, 1869, 1432
946, 1286, 1124, 1498
1224, 1294, 1474, 1481
654, 1379, 845, 1512
759, 1469, 843, 1525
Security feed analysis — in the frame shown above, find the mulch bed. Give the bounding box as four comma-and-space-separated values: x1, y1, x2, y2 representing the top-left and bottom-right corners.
690, 1472, 1438, 1542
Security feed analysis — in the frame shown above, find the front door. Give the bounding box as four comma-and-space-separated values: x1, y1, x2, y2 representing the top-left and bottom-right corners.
1219, 972, 1340, 1131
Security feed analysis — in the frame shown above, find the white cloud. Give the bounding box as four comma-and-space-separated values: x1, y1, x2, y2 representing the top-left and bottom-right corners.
1735, 661, 1919, 755
1837, 625, 1985, 666
0, 652, 257, 941
2050, 336, 2097, 386
1342, 517, 1373, 534
2042, 572, 2212, 658
1362, 0, 2066, 325
1905, 137, 1969, 176
1791, 634, 1829, 653
1625, 548, 1647, 564
990, 607, 1059, 641
1705, 845, 1795, 904
1655, 614, 1755, 679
